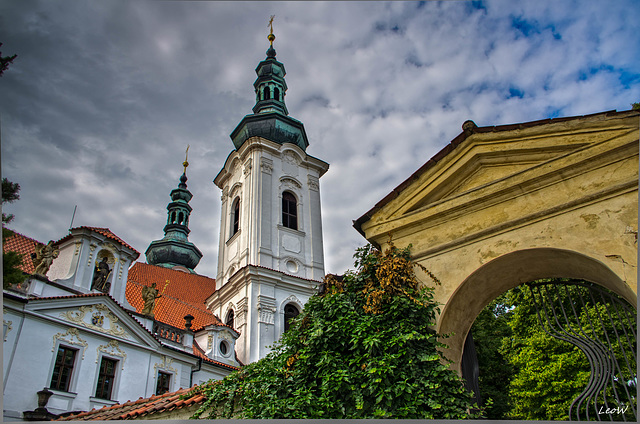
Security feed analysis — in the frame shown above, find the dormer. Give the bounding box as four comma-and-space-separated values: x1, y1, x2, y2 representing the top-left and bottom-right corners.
46, 226, 140, 307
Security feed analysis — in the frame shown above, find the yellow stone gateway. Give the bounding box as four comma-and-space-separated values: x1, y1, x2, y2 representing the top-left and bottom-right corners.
354, 109, 639, 373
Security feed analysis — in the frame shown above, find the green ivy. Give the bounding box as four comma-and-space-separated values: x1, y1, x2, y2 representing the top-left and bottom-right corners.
188, 243, 481, 419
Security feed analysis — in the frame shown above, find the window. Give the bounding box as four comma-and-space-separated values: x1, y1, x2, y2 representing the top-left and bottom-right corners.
156, 371, 171, 396
274, 87, 280, 101
95, 357, 118, 400
284, 304, 300, 332
231, 197, 240, 236
282, 191, 298, 230
225, 309, 234, 328
50, 346, 77, 392
263, 86, 270, 100
219, 340, 229, 356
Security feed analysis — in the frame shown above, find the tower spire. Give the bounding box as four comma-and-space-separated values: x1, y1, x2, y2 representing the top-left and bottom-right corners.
228, 17, 310, 151
268, 15, 275, 46
145, 150, 202, 272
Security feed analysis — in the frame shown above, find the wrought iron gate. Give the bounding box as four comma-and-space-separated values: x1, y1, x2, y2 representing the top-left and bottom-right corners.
527, 280, 637, 421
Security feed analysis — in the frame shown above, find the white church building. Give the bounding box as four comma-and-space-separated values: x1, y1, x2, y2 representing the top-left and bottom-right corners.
2, 27, 328, 421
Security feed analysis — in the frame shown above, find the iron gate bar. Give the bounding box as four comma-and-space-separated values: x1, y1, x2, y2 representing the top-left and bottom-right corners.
597, 288, 637, 419
527, 280, 637, 422
541, 284, 612, 421
571, 284, 633, 422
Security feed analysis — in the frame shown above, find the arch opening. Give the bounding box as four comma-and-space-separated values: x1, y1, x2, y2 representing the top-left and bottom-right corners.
438, 247, 636, 372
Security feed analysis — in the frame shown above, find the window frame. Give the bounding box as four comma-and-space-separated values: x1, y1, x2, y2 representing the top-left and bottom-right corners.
49, 345, 78, 393
155, 371, 172, 396
281, 191, 298, 231
94, 356, 119, 400
230, 197, 240, 238
225, 309, 234, 328
283, 303, 300, 332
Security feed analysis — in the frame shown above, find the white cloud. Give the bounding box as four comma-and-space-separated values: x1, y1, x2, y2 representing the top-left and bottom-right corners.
1, 0, 638, 278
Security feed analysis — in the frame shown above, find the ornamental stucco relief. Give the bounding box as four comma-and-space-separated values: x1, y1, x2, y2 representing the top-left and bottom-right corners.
59, 304, 128, 339
97, 340, 127, 369
153, 355, 177, 373
260, 158, 273, 174
52, 327, 88, 359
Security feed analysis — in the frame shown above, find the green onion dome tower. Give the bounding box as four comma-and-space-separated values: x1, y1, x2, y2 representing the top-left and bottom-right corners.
145, 149, 203, 273
229, 21, 309, 152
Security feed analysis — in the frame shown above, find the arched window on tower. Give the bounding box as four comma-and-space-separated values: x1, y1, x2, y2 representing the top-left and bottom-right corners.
171, 211, 176, 224
225, 309, 234, 328
178, 212, 184, 225
263, 86, 271, 100
282, 191, 298, 230
284, 304, 300, 332
273, 87, 280, 101
231, 197, 240, 237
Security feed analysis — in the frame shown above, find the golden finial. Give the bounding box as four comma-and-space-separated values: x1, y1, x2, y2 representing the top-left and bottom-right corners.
183, 144, 190, 173
268, 15, 275, 45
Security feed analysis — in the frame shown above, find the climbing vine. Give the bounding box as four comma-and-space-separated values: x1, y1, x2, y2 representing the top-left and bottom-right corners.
188, 242, 481, 419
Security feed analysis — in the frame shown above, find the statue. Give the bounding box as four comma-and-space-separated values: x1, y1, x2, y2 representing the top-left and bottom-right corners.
32, 240, 60, 276
91, 257, 111, 293
141, 282, 162, 317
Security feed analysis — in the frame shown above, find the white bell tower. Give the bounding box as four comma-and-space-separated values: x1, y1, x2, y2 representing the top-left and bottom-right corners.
206, 24, 329, 364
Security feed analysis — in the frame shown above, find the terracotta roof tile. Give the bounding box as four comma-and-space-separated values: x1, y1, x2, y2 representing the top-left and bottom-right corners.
126, 262, 222, 329
2, 231, 43, 274
56, 385, 206, 421
55, 226, 139, 256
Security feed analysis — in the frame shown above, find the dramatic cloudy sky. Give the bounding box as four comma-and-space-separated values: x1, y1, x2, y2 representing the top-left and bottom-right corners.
2, 0, 639, 278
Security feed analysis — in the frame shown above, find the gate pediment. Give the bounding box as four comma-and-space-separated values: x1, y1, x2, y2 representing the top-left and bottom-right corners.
357, 112, 639, 243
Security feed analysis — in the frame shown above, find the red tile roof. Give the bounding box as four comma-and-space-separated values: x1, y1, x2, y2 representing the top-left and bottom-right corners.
56, 226, 139, 256
2, 230, 43, 274
126, 262, 221, 330
56, 385, 206, 421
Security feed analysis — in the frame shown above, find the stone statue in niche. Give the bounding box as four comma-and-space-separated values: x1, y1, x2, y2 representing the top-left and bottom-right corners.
91, 257, 111, 293
32, 240, 60, 276
141, 282, 162, 317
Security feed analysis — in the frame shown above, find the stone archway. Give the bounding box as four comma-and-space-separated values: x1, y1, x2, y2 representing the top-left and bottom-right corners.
354, 110, 639, 374
438, 247, 635, 372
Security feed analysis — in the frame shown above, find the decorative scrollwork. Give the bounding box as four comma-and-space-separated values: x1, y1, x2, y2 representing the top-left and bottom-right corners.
53, 328, 88, 359
97, 340, 127, 369
60, 304, 128, 338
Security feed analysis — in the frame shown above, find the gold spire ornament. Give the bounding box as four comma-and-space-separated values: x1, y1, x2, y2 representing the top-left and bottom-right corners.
268, 15, 275, 45
183, 144, 190, 173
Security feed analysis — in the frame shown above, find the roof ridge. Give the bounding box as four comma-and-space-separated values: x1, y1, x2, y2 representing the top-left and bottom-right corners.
2, 230, 44, 245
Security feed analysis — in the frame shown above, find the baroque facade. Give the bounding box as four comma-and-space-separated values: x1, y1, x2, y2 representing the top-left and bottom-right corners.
3, 26, 328, 421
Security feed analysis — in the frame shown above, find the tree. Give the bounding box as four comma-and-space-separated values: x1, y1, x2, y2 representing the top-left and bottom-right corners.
189, 243, 481, 419
0, 42, 17, 77
632, 102, 640, 111
470, 293, 515, 419
3, 178, 25, 289
500, 286, 591, 420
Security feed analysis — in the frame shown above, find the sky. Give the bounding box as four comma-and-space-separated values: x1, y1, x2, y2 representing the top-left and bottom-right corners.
2, 0, 639, 279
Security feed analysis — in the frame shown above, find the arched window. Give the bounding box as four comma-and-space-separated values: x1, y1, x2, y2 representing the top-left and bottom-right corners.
282, 191, 297, 230
284, 304, 300, 332
178, 212, 184, 225
171, 211, 176, 224
231, 197, 240, 236
273, 87, 280, 101
225, 310, 234, 328
263, 86, 271, 100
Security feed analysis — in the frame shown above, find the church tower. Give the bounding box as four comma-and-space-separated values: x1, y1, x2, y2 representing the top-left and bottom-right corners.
145, 151, 203, 273
207, 21, 329, 364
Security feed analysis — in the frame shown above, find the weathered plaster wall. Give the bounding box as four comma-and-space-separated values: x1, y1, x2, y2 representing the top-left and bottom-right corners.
360, 111, 639, 373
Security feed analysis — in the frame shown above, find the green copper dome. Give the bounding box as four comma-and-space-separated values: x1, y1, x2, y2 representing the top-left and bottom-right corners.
146, 170, 202, 272
230, 34, 309, 151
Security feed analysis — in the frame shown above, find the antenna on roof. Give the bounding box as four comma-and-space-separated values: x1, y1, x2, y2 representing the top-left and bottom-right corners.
69, 205, 77, 232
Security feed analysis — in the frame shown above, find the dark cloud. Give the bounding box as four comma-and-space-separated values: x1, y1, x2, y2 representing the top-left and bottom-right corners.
1, 0, 638, 278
